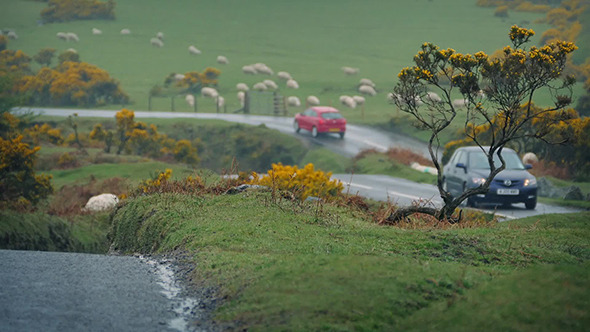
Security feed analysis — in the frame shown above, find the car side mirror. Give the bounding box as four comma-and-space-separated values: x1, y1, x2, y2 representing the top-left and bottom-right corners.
525, 164, 533, 170
456, 162, 467, 173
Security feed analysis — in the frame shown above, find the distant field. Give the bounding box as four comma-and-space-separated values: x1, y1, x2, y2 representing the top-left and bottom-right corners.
5, 0, 582, 127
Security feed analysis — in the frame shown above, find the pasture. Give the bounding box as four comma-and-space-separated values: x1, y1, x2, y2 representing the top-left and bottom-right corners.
5, 0, 580, 127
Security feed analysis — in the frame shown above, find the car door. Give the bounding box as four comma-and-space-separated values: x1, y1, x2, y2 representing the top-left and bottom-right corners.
447, 150, 467, 195
299, 109, 314, 131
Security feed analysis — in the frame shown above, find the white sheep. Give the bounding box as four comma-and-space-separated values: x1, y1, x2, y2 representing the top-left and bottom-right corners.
242, 65, 256, 75
340, 96, 357, 108
120, 28, 131, 35
237, 91, 246, 106
217, 96, 225, 108
236, 83, 249, 91
286, 79, 299, 89
188, 45, 201, 55
263, 79, 278, 90
66, 32, 79, 42
358, 85, 377, 96
306, 96, 320, 106
452, 98, 467, 108
216, 55, 229, 64
174, 73, 185, 81
7, 31, 18, 40
341, 66, 359, 75
352, 95, 365, 105
287, 96, 301, 107
522, 152, 539, 165
185, 94, 195, 107
156, 32, 164, 40
92, 28, 102, 35
253, 82, 268, 91
201, 87, 218, 98
150, 37, 164, 47
424, 91, 442, 103
359, 78, 375, 87
277, 71, 292, 80
56, 32, 68, 40
83, 193, 119, 212
254, 63, 273, 75
66, 48, 77, 54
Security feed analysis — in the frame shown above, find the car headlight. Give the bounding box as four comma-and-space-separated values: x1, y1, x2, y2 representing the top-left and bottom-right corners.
524, 178, 537, 187
471, 177, 486, 185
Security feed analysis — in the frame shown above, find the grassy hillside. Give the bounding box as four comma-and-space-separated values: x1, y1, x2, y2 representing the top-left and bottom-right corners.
109, 191, 590, 331
5, 0, 580, 126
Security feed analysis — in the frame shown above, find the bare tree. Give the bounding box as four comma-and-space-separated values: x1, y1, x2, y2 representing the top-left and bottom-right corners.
388, 26, 577, 223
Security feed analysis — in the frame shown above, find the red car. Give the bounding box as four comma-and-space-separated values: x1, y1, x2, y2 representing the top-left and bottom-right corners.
294, 106, 346, 139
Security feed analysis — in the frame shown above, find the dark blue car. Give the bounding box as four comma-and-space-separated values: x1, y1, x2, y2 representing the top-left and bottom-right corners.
442, 146, 537, 209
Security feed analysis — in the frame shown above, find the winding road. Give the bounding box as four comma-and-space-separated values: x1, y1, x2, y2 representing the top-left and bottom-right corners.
16, 107, 581, 219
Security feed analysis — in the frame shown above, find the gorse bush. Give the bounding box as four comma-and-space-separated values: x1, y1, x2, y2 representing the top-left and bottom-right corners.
250, 163, 344, 200
41, 0, 115, 23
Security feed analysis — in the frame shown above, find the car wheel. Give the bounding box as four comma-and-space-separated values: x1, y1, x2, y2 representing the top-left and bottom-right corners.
294, 120, 300, 133
339, 132, 345, 139
525, 197, 537, 210
312, 126, 318, 138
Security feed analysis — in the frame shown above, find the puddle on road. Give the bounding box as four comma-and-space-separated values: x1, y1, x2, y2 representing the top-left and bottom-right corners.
141, 256, 204, 332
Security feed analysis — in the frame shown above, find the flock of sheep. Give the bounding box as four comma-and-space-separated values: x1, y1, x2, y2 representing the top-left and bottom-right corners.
44, 26, 474, 112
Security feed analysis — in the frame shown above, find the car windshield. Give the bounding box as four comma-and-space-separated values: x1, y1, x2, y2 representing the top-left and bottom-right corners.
321, 112, 343, 119
468, 150, 525, 170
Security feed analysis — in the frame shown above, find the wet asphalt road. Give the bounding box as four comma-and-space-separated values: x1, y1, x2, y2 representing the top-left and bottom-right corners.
0, 250, 185, 332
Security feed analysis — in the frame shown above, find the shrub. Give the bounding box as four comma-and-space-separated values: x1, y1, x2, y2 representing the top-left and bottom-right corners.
250, 163, 343, 201
41, 0, 115, 23
495, 5, 509, 17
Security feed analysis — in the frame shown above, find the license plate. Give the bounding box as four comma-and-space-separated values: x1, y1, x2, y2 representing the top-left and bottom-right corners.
329, 128, 341, 132
497, 189, 519, 195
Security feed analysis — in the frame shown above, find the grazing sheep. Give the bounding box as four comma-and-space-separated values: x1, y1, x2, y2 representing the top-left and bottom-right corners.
185, 94, 195, 107
254, 63, 273, 75
7, 31, 18, 40
66, 32, 79, 42
424, 91, 442, 103
188, 45, 201, 55
263, 79, 278, 90
277, 71, 292, 80
57, 32, 68, 40
201, 87, 218, 98
150, 37, 164, 47
306, 96, 320, 106
216, 55, 229, 64
66, 48, 77, 53
452, 98, 467, 108
83, 193, 119, 212
358, 85, 377, 96
352, 95, 365, 105
242, 65, 256, 75
340, 96, 357, 108
522, 152, 539, 165
236, 83, 249, 91
217, 96, 225, 108
341, 66, 359, 75
286, 79, 299, 89
253, 82, 268, 91
173, 73, 185, 81
92, 28, 102, 35
156, 32, 164, 40
359, 78, 375, 87
121, 28, 131, 35
287, 96, 301, 107
237, 91, 246, 106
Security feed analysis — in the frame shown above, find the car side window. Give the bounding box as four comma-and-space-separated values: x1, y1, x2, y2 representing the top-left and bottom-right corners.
310, 111, 317, 117
457, 151, 467, 165
303, 109, 312, 116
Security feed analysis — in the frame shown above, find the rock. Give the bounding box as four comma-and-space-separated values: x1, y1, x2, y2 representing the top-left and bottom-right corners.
537, 177, 559, 198
563, 186, 584, 201
83, 193, 119, 212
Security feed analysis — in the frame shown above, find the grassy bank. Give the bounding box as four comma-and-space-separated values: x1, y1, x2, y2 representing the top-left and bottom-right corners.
109, 191, 590, 330
0, 210, 111, 253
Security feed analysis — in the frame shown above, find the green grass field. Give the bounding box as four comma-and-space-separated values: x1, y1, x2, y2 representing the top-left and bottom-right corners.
110, 191, 590, 330
5, 0, 584, 128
